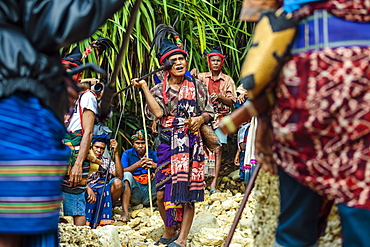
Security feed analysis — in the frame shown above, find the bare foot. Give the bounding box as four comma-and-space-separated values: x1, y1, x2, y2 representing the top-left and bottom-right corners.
117, 215, 130, 222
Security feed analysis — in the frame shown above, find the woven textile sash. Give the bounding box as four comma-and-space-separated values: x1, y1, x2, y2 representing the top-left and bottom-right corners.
160, 77, 205, 204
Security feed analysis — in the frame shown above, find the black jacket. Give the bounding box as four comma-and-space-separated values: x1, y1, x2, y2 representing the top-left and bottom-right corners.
0, 0, 124, 121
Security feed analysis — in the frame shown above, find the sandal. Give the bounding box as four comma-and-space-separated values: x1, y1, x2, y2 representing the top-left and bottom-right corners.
154, 234, 179, 246
209, 190, 220, 195
167, 242, 182, 247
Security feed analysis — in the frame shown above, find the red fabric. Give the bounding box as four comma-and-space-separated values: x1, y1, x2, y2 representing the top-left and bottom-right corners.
207, 78, 221, 95
294, 0, 370, 22
272, 46, 370, 209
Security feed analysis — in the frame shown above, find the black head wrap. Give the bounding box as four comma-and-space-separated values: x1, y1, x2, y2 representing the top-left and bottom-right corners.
62, 46, 82, 67
91, 134, 110, 145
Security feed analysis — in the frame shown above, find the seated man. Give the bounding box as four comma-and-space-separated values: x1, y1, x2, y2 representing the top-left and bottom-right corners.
85, 135, 123, 227
118, 129, 157, 222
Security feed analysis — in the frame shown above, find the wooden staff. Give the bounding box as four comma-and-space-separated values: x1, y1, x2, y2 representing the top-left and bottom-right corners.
224, 163, 261, 246
113, 62, 173, 98
139, 91, 154, 216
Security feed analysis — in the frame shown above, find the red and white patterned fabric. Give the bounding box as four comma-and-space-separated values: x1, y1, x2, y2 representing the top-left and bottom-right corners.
294, 0, 370, 22
272, 46, 370, 209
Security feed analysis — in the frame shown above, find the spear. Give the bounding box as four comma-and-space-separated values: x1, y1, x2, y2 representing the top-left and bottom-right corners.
98, 0, 143, 122
223, 163, 261, 247
91, 0, 142, 228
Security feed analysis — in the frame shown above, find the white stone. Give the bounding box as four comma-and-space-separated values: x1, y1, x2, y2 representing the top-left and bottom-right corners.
92, 225, 121, 247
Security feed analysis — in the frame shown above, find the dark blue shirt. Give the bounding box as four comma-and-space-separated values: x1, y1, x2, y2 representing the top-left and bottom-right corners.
121, 148, 158, 176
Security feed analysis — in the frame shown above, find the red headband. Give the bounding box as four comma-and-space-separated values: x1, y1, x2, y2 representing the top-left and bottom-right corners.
159, 48, 188, 64
61, 60, 79, 67
206, 52, 226, 59
207, 54, 225, 71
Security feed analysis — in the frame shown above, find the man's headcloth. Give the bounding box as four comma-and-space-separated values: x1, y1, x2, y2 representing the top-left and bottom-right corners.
204, 46, 227, 70
131, 129, 145, 142
151, 24, 188, 66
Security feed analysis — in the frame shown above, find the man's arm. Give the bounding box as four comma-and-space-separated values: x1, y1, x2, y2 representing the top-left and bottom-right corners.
69, 109, 94, 187
214, 77, 237, 106
132, 79, 163, 118
216, 93, 235, 106
124, 159, 145, 173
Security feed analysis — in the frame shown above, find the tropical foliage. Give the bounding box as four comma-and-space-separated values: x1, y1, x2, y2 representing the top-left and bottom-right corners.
66, 0, 254, 151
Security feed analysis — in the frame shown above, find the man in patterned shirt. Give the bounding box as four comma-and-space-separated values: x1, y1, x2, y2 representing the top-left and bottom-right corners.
192, 46, 237, 194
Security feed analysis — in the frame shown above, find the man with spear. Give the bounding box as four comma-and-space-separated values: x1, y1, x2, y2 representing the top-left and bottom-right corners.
132, 25, 214, 247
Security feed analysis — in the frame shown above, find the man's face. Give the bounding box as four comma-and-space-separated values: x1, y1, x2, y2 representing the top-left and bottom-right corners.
168, 54, 187, 77
133, 139, 146, 156
209, 55, 223, 71
92, 141, 106, 159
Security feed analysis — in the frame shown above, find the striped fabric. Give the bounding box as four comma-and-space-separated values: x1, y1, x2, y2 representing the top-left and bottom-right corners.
62, 131, 90, 194
0, 93, 70, 237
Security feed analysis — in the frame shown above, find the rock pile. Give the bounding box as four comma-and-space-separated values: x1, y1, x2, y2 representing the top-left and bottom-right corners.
59, 162, 341, 246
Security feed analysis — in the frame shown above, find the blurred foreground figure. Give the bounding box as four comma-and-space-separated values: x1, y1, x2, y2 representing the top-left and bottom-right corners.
248, 1, 370, 246
0, 1, 123, 246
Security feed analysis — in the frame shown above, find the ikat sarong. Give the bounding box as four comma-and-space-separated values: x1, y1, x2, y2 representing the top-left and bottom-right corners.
86, 178, 114, 227
62, 131, 90, 194
0, 93, 70, 241
155, 76, 206, 226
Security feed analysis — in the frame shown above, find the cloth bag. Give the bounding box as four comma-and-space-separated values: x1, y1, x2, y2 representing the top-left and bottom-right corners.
200, 123, 220, 152
240, 8, 298, 99
243, 117, 258, 184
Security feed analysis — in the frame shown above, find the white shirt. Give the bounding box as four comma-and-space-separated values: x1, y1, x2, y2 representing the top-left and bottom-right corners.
67, 91, 98, 132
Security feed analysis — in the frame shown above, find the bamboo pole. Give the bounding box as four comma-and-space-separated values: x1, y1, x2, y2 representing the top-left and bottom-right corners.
139, 91, 153, 216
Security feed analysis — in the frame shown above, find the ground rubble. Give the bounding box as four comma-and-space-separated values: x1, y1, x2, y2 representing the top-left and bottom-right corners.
59, 163, 341, 247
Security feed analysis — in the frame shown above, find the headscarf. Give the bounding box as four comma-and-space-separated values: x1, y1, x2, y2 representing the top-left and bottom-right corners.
62, 46, 82, 68
151, 25, 188, 66
92, 134, 110, 145
131, 129, 145, 142
204, 46, 227, 70
156, 38, 188, 65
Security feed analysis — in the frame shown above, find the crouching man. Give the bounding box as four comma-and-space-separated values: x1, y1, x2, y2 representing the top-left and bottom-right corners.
118, 129, 157, 222
85, 135, 123, 227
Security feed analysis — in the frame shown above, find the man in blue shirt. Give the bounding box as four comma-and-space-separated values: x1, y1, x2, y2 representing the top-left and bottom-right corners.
118, 129, 157, 222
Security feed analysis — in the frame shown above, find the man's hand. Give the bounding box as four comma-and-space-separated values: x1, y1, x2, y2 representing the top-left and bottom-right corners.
151, 120, 158, 134
185, 116, 204, 133
131, 78, 147, 89
237, 92, 248, 104
110, 139, 118, 154
69, 163, 82, 187
86, 186, 96, 204
255, 115, 277, 175
234, 151, 240, 167
210, 93, 220, 102
142, 158, 156, 169
190, 68, 198, 78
